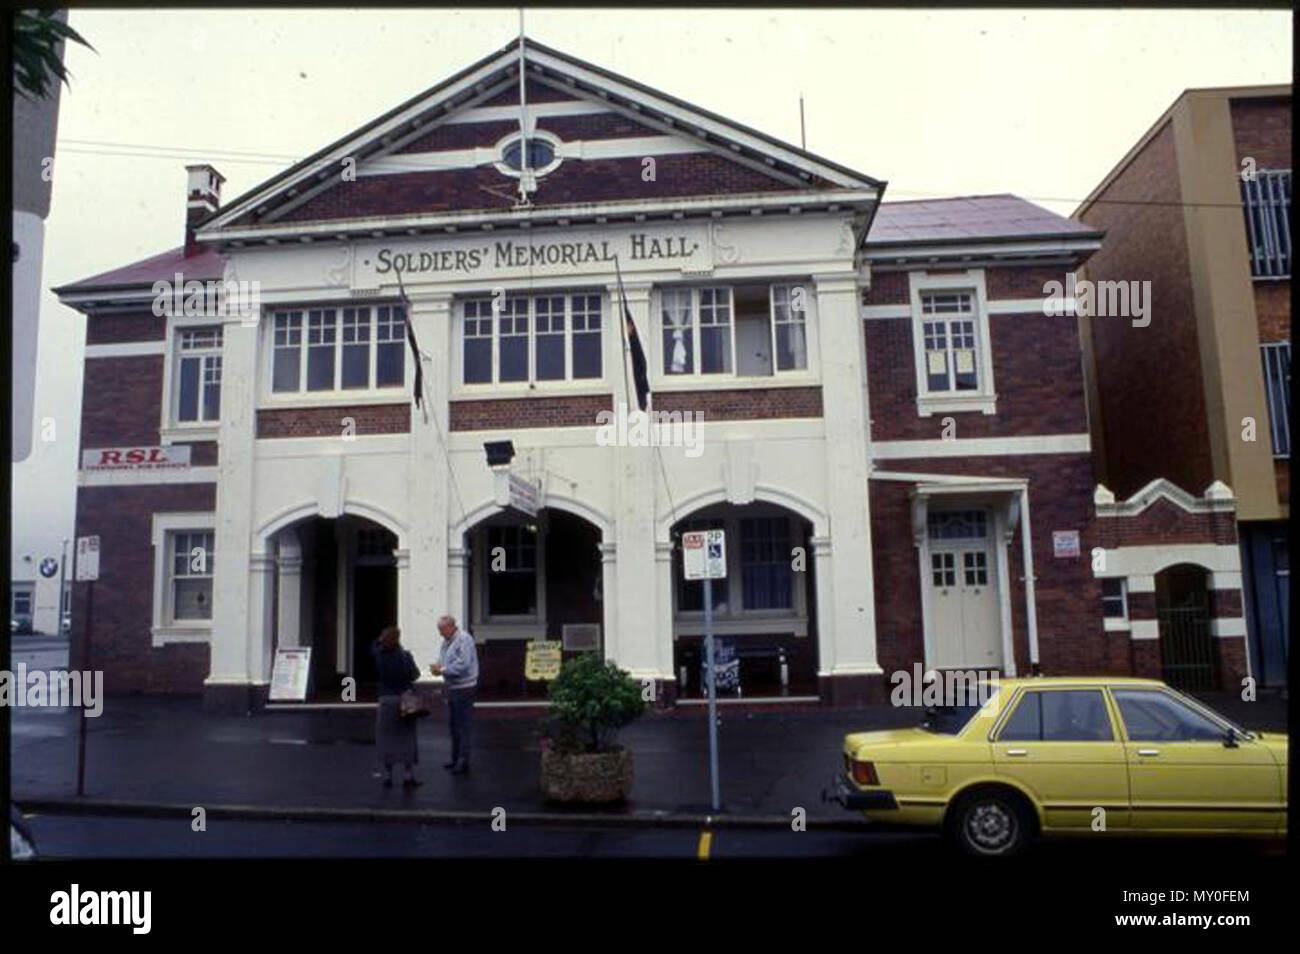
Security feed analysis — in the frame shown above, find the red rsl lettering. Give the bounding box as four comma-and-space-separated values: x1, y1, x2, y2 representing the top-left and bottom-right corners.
125, 448, 147, 463
98, 450, 122, 465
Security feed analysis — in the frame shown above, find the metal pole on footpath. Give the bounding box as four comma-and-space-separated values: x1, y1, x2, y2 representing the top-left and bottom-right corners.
704, 578, 720, 812
76, 579, 93, 797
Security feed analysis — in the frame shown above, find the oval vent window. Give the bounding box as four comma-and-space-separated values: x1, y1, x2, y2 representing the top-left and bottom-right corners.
501, 137, 556, 172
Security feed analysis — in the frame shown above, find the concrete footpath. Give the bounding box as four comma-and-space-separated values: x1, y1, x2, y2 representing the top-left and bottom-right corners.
10, 690, 1288, 828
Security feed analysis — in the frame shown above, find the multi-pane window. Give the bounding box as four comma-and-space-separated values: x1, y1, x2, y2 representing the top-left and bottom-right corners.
175, 326, 222, 423
963, 551, 988, 587
927, 510, 988, 541
171, 531, 215, 622
931, 552, 956, 587
920, 291, 980, 393
271, 305, 406, 394
739, 517, 793, 610
485, 524, 537, 617
1101, 579, 1129, 619
461, 293, 603, 385
1241, 170, 1291, 278
1261, 341, 1291, 457
771, 283, 809, 372
661, 283, 814, 378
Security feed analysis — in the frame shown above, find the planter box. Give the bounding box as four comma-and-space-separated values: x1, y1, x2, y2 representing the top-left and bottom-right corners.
540, 748, 633, 804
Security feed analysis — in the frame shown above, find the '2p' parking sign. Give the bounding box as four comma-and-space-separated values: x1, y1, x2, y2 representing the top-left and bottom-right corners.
682, 529, 727, 580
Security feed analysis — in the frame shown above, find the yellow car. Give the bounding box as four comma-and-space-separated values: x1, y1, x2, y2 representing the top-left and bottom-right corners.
825, 676, 1287, 856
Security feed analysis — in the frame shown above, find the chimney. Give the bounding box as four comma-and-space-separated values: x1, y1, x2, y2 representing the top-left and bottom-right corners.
185, 164, 225, 255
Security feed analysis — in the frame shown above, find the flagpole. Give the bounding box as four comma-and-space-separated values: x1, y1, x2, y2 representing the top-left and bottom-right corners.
392, 264, 429, 426
613, 255, 638, 414
516, 9, 530, 207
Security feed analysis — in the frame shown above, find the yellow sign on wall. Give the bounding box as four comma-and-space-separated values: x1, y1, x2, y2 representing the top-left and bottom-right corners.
524, 640, 563, 681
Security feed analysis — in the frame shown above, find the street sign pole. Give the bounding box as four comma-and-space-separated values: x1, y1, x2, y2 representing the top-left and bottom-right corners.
77, 579, 93, 797
704, 575, 720, 812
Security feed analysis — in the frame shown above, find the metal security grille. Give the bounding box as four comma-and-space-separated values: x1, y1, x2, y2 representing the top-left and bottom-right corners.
1158, 606, 1217, 692
1241, 170, 1292, 278
1261, 341, 1291, 457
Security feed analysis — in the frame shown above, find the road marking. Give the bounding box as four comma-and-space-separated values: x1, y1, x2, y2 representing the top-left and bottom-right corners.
697, 830, 712, 860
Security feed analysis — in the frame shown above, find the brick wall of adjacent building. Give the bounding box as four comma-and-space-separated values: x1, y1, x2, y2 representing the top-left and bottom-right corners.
869, 453, 1103, 679
1230, 95, 1292, 170
1075, 120, 1213, 498
71, 484, 218, 694
1093, 498, 1238, 548
257, 403, 411, 438
865, 308, 1089, 441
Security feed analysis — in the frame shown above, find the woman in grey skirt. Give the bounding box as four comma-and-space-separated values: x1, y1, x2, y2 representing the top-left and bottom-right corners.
371, 626, 421, 788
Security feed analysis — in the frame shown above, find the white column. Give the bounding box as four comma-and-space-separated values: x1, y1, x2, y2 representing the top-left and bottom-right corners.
404, 292, 452, 676
608, 281, 659, 680
248, 552, 276, 685
814, 271, 881, 679
1019, 487, 1040, 671
654, 540, 676, 687
208, 313, 260, 692
447, 545, 468, 632
812, 535, 835, 672
276, 529, 303, 649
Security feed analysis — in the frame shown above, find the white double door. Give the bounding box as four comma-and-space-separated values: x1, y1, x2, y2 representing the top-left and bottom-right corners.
928, 526, 1003, 670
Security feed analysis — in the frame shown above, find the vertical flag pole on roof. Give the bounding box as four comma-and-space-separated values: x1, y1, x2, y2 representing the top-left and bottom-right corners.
516, 9, 531, 208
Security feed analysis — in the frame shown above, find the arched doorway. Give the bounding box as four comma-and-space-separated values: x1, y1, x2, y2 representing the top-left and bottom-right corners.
270, 514, 399, 701
1155, 563, 1215, 691
668, 501, 818, 699
460, 506, 604, 700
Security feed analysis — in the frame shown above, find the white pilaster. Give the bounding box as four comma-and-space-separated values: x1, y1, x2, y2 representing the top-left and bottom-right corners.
275, 528, 303, 649
814, 271, 881, 678
404, 293, 453, 676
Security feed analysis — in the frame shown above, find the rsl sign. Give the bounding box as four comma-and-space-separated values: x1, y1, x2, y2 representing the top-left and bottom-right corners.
82, 445, 191, 472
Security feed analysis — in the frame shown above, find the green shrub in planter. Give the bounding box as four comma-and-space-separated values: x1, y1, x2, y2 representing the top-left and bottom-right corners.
542, 653, 647, 754
540, 655, 646, 803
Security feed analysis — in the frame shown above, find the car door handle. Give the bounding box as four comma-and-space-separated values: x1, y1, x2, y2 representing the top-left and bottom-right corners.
1005, 748, 1028, 756
1137, 748, 1160, 756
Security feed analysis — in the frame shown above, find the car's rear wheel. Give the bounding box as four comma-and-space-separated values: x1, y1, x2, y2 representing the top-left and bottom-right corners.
947, 789, 1033, 857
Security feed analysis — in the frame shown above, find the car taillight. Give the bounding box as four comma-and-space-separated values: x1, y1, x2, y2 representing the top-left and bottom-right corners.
850, 758, 878, 786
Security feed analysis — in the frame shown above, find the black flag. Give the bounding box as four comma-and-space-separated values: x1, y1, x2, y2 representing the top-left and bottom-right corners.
614, 257, 650, 411
392, 267, 425, 414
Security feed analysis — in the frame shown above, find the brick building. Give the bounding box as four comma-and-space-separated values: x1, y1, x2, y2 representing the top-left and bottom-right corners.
1074, 85, 1291, 689
54, 40, 1250, 709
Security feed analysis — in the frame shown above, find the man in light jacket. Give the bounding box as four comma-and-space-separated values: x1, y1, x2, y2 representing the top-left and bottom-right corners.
430, 614, 478, 774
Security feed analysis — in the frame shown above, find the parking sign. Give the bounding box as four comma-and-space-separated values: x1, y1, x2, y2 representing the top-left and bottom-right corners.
682, 529, 726, 579
75, 536, 100, 581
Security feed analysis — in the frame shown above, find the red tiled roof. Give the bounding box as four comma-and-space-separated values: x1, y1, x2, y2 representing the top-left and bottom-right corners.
53, 245, 225, 295
868, 194, 1100, 246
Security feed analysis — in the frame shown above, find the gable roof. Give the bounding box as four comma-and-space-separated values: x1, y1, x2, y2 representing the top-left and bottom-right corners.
868, 194, 1101, 247
197, 38, 884, 243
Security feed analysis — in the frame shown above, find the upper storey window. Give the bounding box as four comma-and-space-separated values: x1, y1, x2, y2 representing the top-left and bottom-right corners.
658, 282, 810, 380
908, 270, 996, 416
174, 326, 223, 423
460, 292, 603, 386
270, 305, 405, 394
1242, 169, 1291, 278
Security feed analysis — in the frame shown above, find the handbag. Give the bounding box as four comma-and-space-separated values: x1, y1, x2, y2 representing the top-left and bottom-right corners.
400, 689, 430, 720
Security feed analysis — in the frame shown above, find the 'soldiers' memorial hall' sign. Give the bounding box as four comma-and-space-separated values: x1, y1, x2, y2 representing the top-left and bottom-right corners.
356, 227, 709, 285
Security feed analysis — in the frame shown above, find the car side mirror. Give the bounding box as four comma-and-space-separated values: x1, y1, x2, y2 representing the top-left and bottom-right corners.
1223, 727, 1239, 748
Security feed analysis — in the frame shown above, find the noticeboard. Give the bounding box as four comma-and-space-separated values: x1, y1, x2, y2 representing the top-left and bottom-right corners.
524, 640, 563, 681
269, 647, 313, 701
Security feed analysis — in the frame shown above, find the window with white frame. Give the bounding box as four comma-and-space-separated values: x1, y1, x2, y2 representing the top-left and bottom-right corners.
270, 305, 406, 394
909, 272, 996, 415
168, 530, 215, 622
460, 292, 603, 386
660, 282, 811, 379
174, 326, 223, 423
920, 292, 980, 393
484, 524, 538, 618
1261, 341, 1291, 457
1101, 578, 1128, 620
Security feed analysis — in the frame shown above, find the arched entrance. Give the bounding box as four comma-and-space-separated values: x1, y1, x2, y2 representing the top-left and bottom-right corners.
460, 506, 605, 700
269, 514, 399, 701
1156, 563, 1215, 691
668, 501, 818, 698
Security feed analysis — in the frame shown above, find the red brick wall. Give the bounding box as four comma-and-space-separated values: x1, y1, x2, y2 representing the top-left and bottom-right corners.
85, 312, 165, 345
654, 387, 822, 420
71, 484, 218, 694
1075, 121, 1212, 498
1230, 95, 1292, 169
1093, 498, 1238, 547
1254, 282, 1291, 342
869, 453, 1105, 678
81, 356, 164, 448
861, 271, 908, 305
257, 403, 411, 438
865, 310, 1088, 441
450, 394, 612, 431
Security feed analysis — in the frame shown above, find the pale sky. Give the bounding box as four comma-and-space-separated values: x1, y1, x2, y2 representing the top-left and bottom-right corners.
10, 8, 1292, 571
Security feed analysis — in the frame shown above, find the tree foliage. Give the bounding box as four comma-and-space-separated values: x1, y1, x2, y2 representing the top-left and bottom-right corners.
542, 653, 646, 753
14, 10, 94, 102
